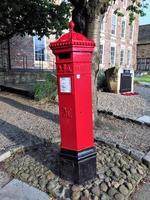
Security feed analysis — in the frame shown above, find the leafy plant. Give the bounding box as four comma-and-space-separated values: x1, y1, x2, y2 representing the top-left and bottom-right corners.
0, 0, 71, 42
34, 73, 57, 102
134, 79, 140, 85
97, 69, 107, 90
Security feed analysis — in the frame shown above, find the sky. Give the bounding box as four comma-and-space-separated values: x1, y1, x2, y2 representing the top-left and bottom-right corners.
139, 0, 150, 25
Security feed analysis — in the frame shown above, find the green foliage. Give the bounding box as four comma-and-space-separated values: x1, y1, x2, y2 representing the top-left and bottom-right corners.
114, 8, 124, 17
97, 69, 107, 90
134, 75, 150, 83
1, 0, 147, 42
0, 0, 71, 42
127, 0, 148, 25
134, 79, 140, 84
34, 73, 57, 101
114, 0, 149, 25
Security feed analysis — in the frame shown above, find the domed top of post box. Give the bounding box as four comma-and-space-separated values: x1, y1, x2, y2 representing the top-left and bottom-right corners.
50, 21, 95, 50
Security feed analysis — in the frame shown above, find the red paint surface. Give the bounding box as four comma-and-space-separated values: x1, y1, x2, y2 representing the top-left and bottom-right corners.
50, 21, 95, 151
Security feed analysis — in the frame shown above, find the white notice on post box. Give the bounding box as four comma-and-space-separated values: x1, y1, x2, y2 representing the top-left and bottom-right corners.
60, 77, 71, 93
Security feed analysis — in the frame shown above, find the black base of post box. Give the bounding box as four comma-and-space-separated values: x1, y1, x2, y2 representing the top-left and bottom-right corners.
59, 147, 96, 184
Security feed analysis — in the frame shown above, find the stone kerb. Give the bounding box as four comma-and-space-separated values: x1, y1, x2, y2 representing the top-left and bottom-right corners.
95, 136, 150, 168
3, 142, 148, 200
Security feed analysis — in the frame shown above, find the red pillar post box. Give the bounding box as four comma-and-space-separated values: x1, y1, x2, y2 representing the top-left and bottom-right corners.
50, 21, 96, 184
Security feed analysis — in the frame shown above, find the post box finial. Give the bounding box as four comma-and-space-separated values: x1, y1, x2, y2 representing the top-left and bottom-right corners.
69, 21, 75, 31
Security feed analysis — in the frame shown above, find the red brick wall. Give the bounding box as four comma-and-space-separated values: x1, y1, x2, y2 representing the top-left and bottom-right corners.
100, 0, 138, 70
9, 35, 55, 70
4, 0, 138, 71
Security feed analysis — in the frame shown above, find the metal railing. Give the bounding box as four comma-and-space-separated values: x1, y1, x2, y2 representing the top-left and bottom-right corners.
0, 54, 56, 73
12, 55, 56, 71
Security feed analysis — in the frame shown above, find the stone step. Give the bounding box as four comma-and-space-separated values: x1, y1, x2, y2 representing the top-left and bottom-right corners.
0, 179, 50, 200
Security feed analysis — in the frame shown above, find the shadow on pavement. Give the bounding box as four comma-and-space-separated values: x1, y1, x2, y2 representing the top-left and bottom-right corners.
0, 119, 60, 176
0, 96, 59, 124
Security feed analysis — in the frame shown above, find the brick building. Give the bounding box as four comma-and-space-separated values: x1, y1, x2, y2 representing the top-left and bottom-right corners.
99, 0, 138, 70
0, 34, 56, 71
137, 24, 150, 71
0, 0, 138, 71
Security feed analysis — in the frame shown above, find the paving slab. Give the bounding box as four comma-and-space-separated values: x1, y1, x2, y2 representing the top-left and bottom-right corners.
137, 115, 150, 125
133, 184, 150, 200
139, 82, 150, 88
0, 179, 50, 200
0, 171, 10, 188
131, 174, 150, 200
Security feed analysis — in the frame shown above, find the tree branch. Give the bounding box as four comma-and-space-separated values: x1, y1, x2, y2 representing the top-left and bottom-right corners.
69, 0, 86, 7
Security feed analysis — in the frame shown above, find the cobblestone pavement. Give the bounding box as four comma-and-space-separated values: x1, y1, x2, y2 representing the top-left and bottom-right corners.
3, 143, 148, 200
134, 84, 150, 116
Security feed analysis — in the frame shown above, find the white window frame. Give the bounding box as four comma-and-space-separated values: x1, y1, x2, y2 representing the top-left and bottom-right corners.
99, 43, 104, 65
129, 23, 134, 41
121, 17, 126, 38
33, 35, 47, 62
111, 14, 117, 35
115, 0, 119, 5
110, 44, 116, 66
127, 48, 132, 67
100, 19, 105, 32
120, 48, 125, 66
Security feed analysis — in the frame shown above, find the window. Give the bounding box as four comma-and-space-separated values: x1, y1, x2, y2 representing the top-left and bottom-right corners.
139, 58, 146, 67
100, 21, 104, 32
121, 18, 126, 38
137, 58, 148, 70
129, 25, 133, 39
111, 15, 116, 35
120, 49, 125, 65
146, 58, 150, 70
34, 36, 46, 61
99, 44, 103, 64
111, 46, 116, 65
127, 49, 131, 66
141, 58, 146, 69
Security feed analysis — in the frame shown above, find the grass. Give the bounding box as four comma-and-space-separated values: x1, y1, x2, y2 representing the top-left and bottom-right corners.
134, 75, 150, 83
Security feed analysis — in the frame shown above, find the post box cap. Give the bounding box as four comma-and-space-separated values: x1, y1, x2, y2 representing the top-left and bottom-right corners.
50, 21, 95, 50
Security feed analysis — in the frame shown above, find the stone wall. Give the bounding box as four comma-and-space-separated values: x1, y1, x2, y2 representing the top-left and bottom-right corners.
137, 25, 150, 71
2, 71, 50, 85
0, 72, 4, 85
137, 43, 150, 58
9, 35, 55, 70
